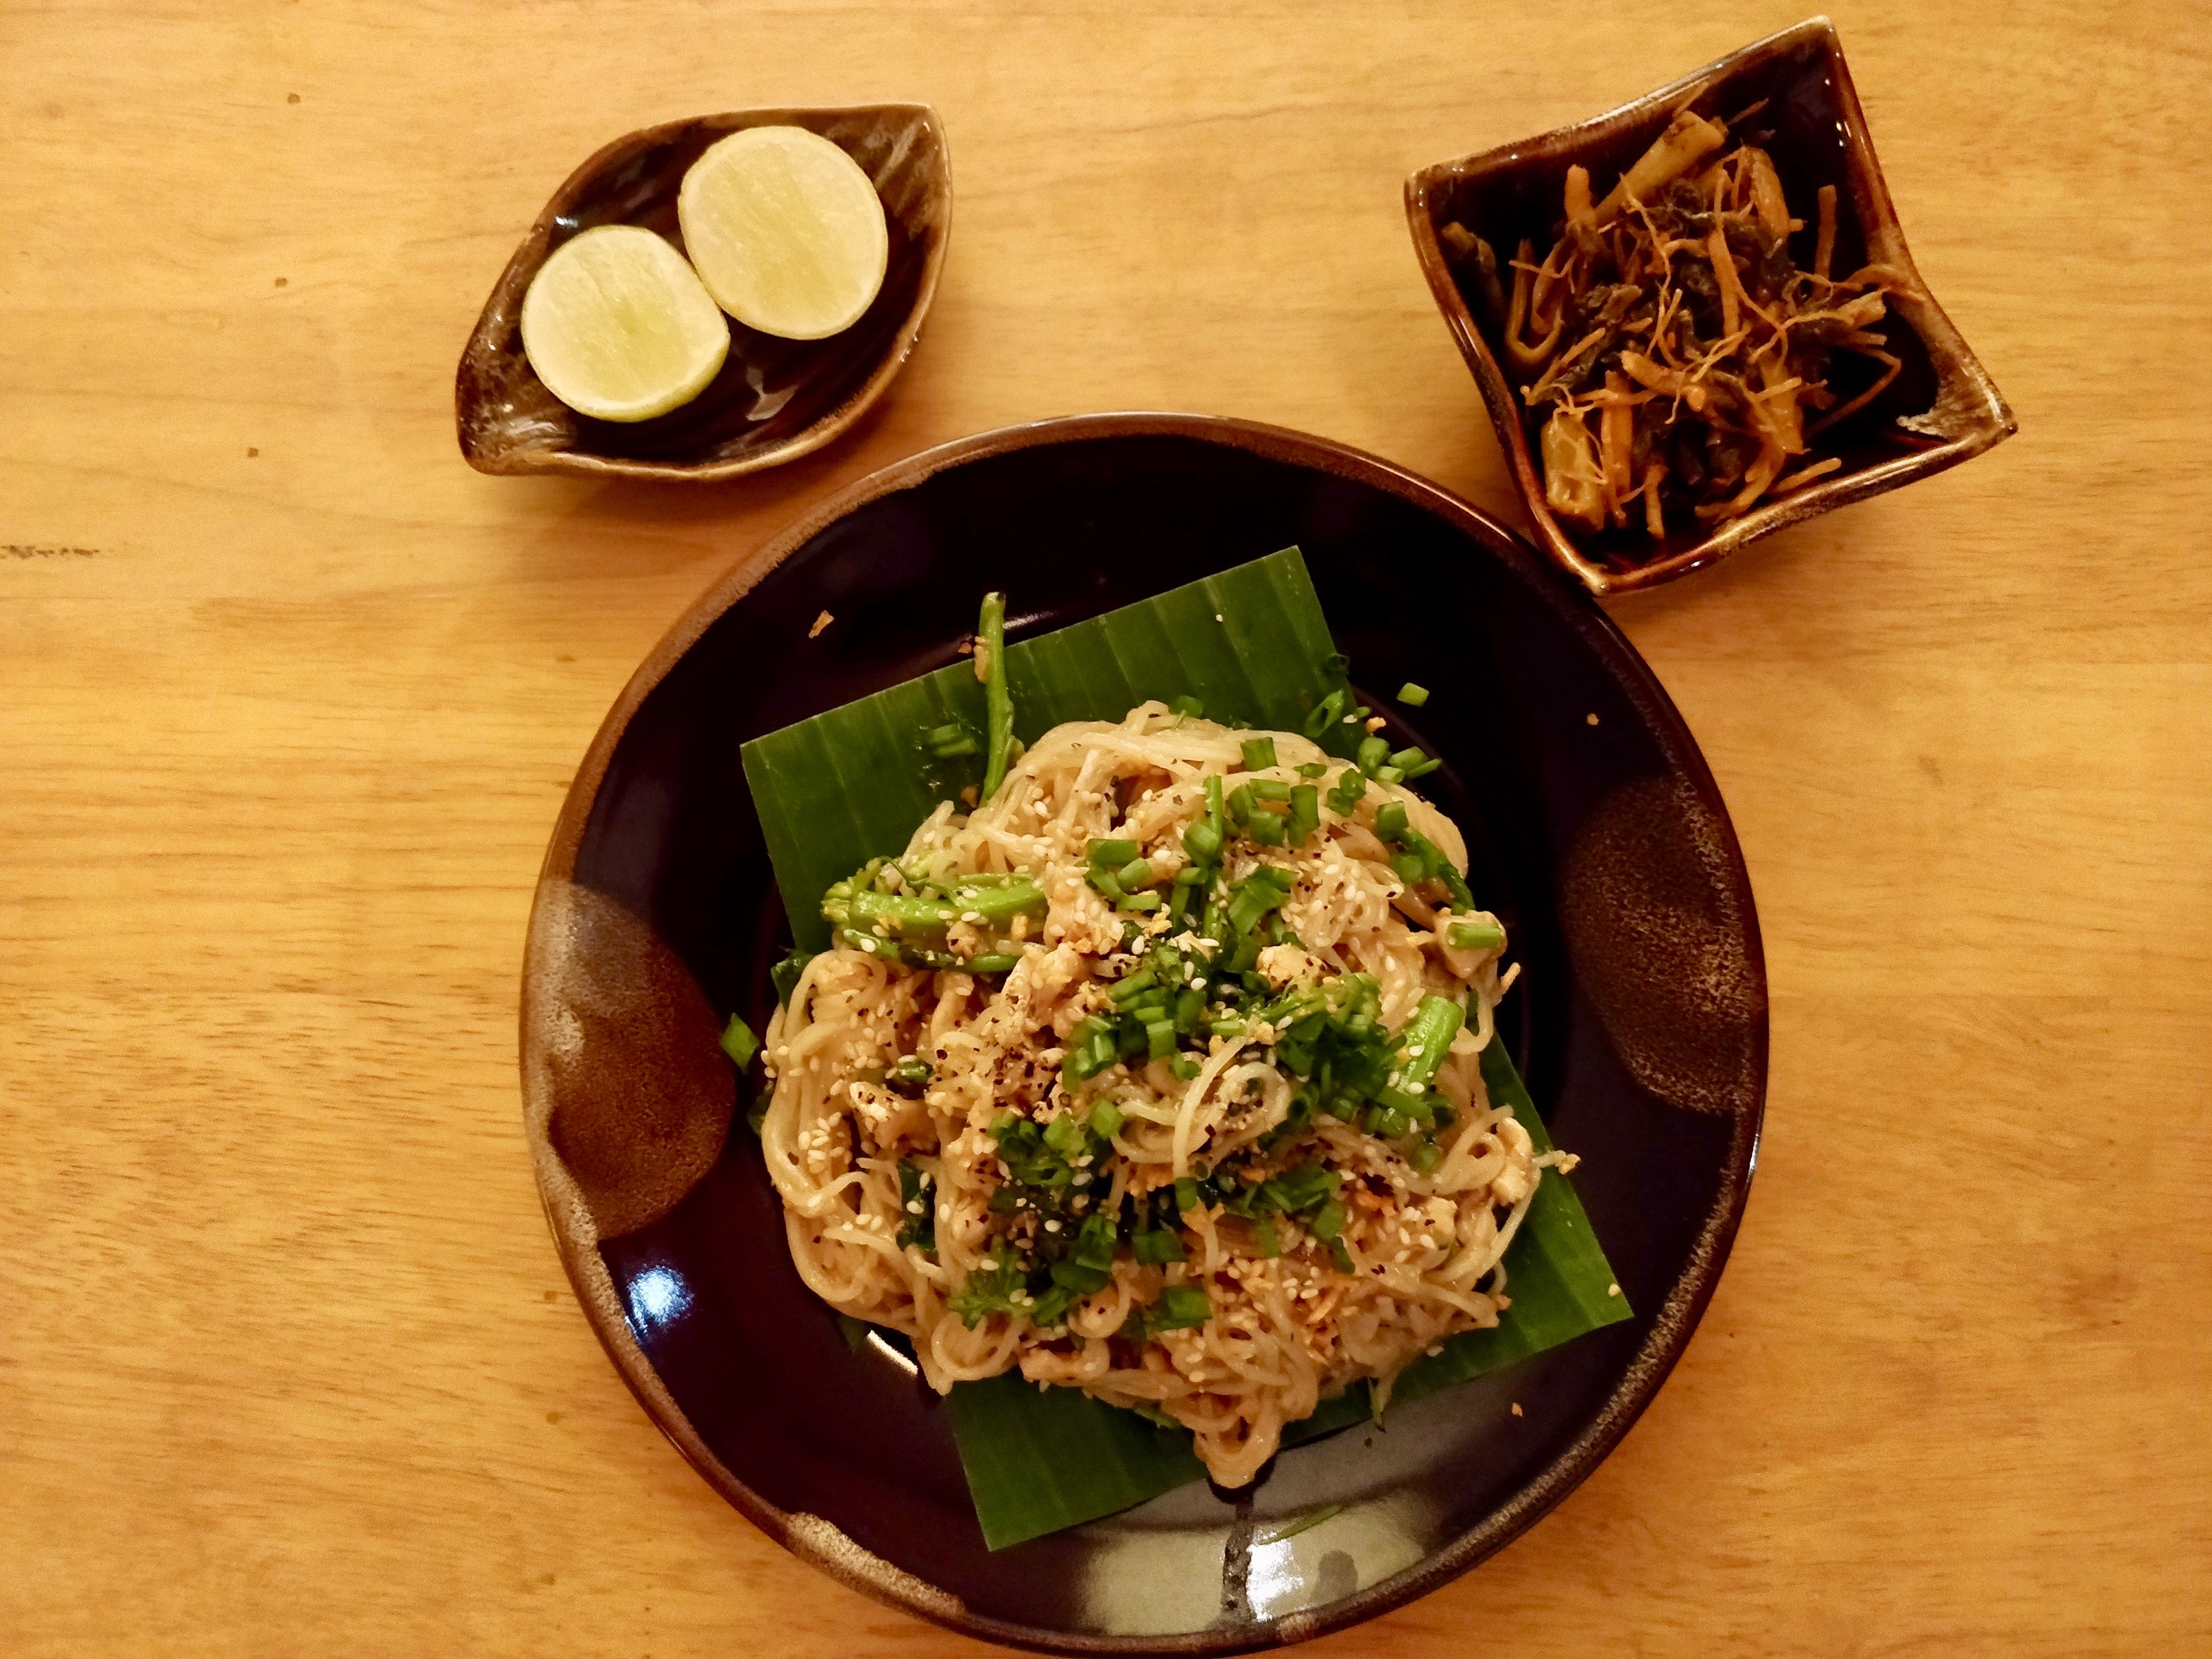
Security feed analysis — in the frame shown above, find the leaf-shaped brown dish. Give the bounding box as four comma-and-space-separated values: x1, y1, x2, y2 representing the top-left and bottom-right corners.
1405, 17, 2014, 596
458, 104, 950, 482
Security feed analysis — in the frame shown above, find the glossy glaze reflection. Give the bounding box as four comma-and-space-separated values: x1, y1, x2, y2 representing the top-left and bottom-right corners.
520, 414, 1767, 1654
458, 104, 950, 481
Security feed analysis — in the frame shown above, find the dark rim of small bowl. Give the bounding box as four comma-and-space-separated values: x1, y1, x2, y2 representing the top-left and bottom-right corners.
522, 411, 1768, 1654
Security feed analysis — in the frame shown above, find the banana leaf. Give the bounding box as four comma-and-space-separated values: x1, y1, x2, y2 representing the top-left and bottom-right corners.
739, 547, 1626, 1551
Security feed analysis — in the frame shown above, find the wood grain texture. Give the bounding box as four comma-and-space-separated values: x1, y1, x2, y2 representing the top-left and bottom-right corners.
2, 2, 2206, 1654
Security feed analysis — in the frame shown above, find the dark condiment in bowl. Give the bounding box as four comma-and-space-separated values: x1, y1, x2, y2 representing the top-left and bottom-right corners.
457, 105, 950, 483
1406, 18, 2014, 595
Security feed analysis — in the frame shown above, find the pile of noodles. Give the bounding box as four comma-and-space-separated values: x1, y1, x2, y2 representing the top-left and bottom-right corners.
759, 703, 1570, 1486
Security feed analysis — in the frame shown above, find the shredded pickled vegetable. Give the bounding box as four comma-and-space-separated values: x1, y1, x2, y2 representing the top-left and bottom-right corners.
1442, 107, 1917, 551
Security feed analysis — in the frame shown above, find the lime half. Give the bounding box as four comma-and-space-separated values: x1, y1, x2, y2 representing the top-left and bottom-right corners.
519, 225, 730, 422
678, 126, 890, 340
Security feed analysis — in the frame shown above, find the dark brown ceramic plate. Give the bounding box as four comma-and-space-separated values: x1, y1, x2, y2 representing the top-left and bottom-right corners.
521, 414, 1767, 1652
458, 104, 950, 481
1406, 16, 2015, 595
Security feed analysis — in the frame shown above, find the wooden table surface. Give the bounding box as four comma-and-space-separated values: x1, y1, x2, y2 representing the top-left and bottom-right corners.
5, 1, 2207, 1653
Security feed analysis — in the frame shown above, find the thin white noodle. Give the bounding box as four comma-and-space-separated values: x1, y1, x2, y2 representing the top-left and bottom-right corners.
759, 704, 1548, 1486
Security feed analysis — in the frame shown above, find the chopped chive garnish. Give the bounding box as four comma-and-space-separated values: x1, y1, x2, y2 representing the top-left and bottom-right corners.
1170, 694, 1204, 718
770, 948, 813, 1007
1115, 857, 1154, 892
1145, 1018, 1176, 1059
1375, 765, 1405, 785
1241, 737, 1278, 771
1327, 1236, 1357, 1274
1107, 967, 1158, 1005
1089, 837, 1140, 868
1296, 761, 1328, 778
1407, 1139, 1442, 1173
1447, 919, 1506, 952
1132, 1229, 1186, 1265
1309, 1197, 1346, 1241
1397, 682, 1431, 706
1246, 810, 1287, 847
1174, 1177, 1200, 1212
1183, 820, 1222, 863
1119, 890, 1162, 911
1356, 735, 1390, 775
1373, 802, 1410, 841
720, 1015, 759, 1068
1249, 778, 1292, 802
1288, 783, 1320, 845
1402, 756, 1443, 780
1388, 747, 1427, 772
1091, 1100, 1123, 1138
1152, 1285, 1211, 1330
1253, 1216, 1281, 1257
978, 591, 1014, 802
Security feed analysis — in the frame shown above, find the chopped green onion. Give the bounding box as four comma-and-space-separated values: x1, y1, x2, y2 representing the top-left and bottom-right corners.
1119, 890, 1161, 912
1407, 1139, 1442, 1173
1448, 918, 1506, 952
1170, 694, 1204, 718
1152, 1285, 1211, 1330
1252, 1216, 1281, 1257
920, 719, 980, 758
1226, 784, 1254, 825
1174, 1177, 1200, 1212
720, 1015, 759, 1068
1249, 778, 1292, 802
1309, 1197, 1346, 1241
1356, 735, 1390, 775
1396, 994, 1465, 1093
896, 1161, 936, 1250
1301, 687, 1348, 739
1396, 682, 1431, 706
1115, 857, 1155, 892
978, 591, 1014, 802
1373, 801, 1410, 842
963, 953, 1020, 974
1145, 1018, 1176, 1059
1107, 967, 1157, 1005
1169, 1053, 1202, 1080
1132, 1229, 1186, 1265
1241, 737, 1278, 771
1388, 747, 1427, 772
1091, 1100, 1123, 1138
885, 1057, 933, 1093
1183, 820, 1222, 863
1288, 783, 1320, 844
1375, 765, 1405, 785
1089, 837, 1141, 868
1392, 850, 1426, 883
1245, 809, 1287, 847
770, 949, 813, 1007
1327, 1237, 1357, 1274
1296, 761, 1328, 778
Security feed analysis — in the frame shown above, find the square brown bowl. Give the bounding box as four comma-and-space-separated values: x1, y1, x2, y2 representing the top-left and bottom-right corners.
457, 104, 950, 483
1405, 16, 2014, 596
